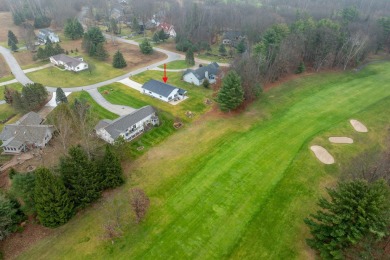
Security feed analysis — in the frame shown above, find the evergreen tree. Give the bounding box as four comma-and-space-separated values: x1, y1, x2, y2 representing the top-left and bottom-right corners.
12, 11, 25, 25
7, 30, 18, 46
0, 193, 25, 240
82, 27, 106, 57
60, 146, 101, 208
236, 39, 246, 53
132, 17, 140, 33
56, 87, 68, 104
305, 180, 390, 259
112, 50, 127, 68
11, 172, 36, 214
152, 32, 160, 43
100, 145, 124, 189
202, 78, 210, 88
295, 61, 306, 74
34, 168, 74, 228
158, 29, 169, 42
216, 71, 244, 112
64, 19, 84, 40
11, 91, 25, 111
139, 38, 153, 54
95, 43, 109, 61
11, 42, 18, 52
219, 44, 227, 56
185, 48, 195, 65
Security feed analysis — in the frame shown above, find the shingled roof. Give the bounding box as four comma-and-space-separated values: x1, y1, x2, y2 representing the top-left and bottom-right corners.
95, 106, 156, 139
51, 54, 85, 68
142, 80, 186, 98
184, 62, 219, 81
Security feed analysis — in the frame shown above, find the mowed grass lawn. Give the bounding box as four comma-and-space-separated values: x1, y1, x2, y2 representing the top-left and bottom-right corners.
157, 60, 193, 69
0, 82, 23, 100
26, 57, 130, 88
17, 63, 390, 259
130, 71, 213, 121
67, 91, 118, 121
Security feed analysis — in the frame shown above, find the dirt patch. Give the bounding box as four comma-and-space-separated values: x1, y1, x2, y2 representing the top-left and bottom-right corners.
310, 145, 335, 164
328, 137, 354, 144
0, 216, 54, 260
0, 54, 11, 77
0, 12, 24, 43
350, 119, 368, 133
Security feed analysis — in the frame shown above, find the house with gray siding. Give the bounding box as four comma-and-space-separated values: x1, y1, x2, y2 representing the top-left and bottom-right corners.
141, 80, 187, 103
183, 62, 220, 86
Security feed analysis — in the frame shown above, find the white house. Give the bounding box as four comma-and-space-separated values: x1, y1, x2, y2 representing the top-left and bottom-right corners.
156, 22, 176, 38
0, 112, 54, 154
37, 29, 60, 44
50, 54, 89, 72
141, 80, 187, 103
183, 62, 220, 86
95, 106, 159, 144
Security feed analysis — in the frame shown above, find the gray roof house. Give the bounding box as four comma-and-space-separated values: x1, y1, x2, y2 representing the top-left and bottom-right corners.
37, 28, 60, 44
50, 54, 89, 72
95, 105, 159, 143
222, 31, 245, 47
0, 112, 54, 154
141, 80, 187, 103
183, 62, 220, 86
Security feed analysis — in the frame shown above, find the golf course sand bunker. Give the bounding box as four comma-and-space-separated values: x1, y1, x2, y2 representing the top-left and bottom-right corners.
310, 145, 335, 164
350, 119, 368, 132
329, 137, 354, 144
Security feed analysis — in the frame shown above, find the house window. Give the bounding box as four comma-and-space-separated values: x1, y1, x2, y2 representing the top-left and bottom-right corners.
159, 95, 162, 98
149, 91, 152, 94
84, 64, 87, 68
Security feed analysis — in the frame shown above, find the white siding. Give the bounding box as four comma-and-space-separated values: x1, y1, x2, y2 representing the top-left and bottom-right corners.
142, 89, 179, 102
183, 73, 201, 86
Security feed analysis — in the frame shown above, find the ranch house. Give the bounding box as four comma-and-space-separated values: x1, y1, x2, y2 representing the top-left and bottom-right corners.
141, 80, 187, 103
183, 62, 220, 86
50, 54, 89, 72
95, 106, 159, 144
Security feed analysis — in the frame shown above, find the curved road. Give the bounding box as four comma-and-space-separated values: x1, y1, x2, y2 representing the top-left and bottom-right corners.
0, 32, 229, 116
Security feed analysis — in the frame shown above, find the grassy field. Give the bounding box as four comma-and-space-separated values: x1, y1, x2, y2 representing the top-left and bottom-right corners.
67, 91, 118, 121
16, 63, 390, 259
26, 57, 131, 88
157, 60, 193, 69
0, 104, 17, 122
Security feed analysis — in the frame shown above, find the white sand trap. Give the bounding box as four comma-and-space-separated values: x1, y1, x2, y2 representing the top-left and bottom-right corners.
310, 145, 335, 164
329, 137, 354, 144
350, 119, 368, 132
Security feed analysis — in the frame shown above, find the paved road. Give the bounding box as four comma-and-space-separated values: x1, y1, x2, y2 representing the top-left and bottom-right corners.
0, 46, 33, 85
87, 89, 135, 116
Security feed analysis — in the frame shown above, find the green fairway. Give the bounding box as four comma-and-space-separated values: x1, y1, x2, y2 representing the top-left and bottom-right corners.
17, 63, 390, 259
26, 57, 130, 88
67, 91, 118, 121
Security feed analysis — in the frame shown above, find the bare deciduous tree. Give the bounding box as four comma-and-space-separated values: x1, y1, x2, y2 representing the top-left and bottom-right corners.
129, 188, 150, 223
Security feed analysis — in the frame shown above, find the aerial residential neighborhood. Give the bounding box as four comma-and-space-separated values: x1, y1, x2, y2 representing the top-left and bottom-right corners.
0, 0, 389, 259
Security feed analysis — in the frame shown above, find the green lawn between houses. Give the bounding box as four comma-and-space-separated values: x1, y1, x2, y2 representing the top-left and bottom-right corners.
17, 63, 390, 259
0, 82, 23, 100
157, 60, 193, 70
26, 57, 130, 88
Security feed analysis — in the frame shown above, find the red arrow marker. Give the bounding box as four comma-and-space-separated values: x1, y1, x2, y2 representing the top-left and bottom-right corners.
162, 63, 168, 83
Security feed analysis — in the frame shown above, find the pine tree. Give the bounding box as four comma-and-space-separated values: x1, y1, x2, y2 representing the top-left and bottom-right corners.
95, 43, 109, 61
100, 145, 124, 189
7, 30, 18, 47
158, 29, 169, 42
64, 19, 84, 40
0, 193, 25, 240
112, 50, 127, 68
152, 32, 160, 43
236, 39, 246, 53
304, 180, 390, 259
82, 27, 106, 57
60, 146, 101, 208
34, 168, 74, 228
295, 61, 306, 74
216, 71, 244, 112
139, 38, 153, 54
219, 44, 227, 56
56, 87, 68, 104
185, 48, 195, 65
11, 42, 18, 52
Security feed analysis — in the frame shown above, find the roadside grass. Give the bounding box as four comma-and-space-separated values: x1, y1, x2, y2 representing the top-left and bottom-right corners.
67, 91, 118, 121
102, 74, 213, 121
0, 110, 21, 132
26, 57, 130, 87
0, 75, 14, 83
157, 60, 192, 69
16, 63, 390, 259
0, 83, 23, 100
0, 104, 17, 122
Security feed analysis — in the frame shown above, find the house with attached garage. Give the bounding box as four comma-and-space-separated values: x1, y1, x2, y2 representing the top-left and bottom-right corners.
156, 22, 176, 38
95, 106, 159, 144
141, 80, 187, 103
0, 112, 54, 154
183, 62, 220, 86
50, 54, 89, 72
37, 28, 60, 44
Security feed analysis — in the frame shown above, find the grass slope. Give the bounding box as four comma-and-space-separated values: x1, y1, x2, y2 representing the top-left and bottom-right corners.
157, 60, 192, 69
17, 63, 390, 259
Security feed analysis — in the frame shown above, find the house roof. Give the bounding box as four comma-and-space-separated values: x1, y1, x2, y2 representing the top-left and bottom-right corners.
223, 31, 244, 40
142, 80, 186, 98
184, 62, 220, 81
96, 106, 156, 139
38, 29, 57, 39
51, 54, 86, 68
157, 22, 174, 33
17, 111, 43, 125
0, 125, 53, 148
